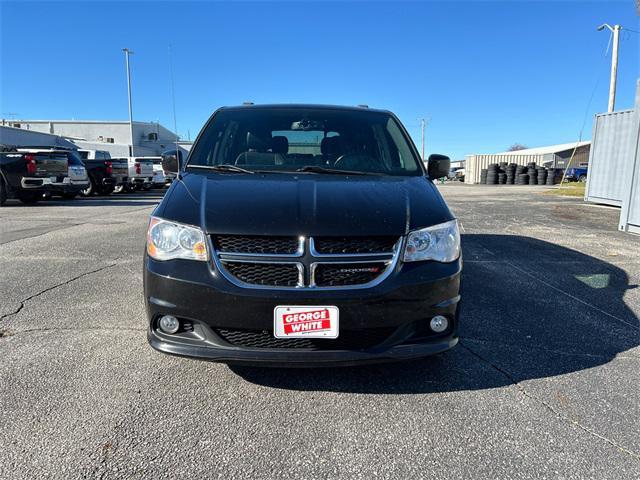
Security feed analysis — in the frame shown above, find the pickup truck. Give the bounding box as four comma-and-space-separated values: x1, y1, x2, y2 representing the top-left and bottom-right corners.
0, 145, 79, 205
121, 157, 154, 191
77, 150, 129, 196
564, 166, 588, 182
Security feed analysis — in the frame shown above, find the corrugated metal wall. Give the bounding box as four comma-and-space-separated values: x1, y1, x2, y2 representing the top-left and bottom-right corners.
619, 80, 640, 235
584, 109, 635, 206
464, 154, 544, 184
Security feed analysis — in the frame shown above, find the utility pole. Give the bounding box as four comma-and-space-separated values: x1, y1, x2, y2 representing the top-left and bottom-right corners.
122, 48, 135, 156
597, 24, 621, 112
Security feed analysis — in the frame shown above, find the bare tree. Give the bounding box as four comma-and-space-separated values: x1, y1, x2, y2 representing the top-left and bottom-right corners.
508, 143, 528, 152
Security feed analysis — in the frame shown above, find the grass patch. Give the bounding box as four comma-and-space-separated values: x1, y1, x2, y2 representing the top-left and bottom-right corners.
543, 182, 586, 197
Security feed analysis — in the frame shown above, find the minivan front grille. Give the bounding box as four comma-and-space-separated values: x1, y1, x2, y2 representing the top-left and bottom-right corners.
214, 235, 401, 289
312, 236, 397, 255
214, 235, 300, 255
313, 262, 389, 287
222, 262, 301, 287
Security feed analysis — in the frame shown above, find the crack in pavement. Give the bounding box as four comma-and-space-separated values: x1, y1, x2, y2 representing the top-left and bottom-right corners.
459, 341, 640, 459
0, 263, 119, 327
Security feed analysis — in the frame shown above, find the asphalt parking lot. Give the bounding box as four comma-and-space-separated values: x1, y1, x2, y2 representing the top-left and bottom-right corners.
0, 185, 638, 479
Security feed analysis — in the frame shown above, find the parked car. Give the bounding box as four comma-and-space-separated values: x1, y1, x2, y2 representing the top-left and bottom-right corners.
144, 104, 461, 366
77, 150, 129, 196
0, 145, 78, 205
564, 166, 588, 182
448, 167, 465, 181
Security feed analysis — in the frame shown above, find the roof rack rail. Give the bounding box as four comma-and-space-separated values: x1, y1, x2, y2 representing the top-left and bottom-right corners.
357, 104, 369, 108
242, 101, 255, 106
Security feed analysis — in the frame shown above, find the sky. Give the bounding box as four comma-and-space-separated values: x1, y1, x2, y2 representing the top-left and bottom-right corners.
1, 0, 638, 160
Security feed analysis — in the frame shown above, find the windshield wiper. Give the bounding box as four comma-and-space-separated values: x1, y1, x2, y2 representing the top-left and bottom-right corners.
188, 164, 255, 174
295, 165, 376, 176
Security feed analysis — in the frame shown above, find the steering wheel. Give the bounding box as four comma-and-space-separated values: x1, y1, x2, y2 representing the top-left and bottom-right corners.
333, 154, 347, 168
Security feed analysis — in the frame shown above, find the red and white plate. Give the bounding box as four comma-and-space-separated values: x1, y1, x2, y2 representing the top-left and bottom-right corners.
274, 306, 339, 339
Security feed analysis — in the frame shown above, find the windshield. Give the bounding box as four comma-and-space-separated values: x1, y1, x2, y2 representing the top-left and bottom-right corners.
187, 108, 423, 176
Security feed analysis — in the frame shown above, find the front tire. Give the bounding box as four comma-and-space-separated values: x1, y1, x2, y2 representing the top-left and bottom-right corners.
578, 174, 587, 183
80, 177, 96, 197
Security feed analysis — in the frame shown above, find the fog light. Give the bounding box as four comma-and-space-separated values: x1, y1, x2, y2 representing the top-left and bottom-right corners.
159, 315, 180, 334
430, 315, 448, 333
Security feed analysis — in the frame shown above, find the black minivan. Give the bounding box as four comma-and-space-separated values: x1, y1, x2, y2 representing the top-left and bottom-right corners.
145, 104, 461, 365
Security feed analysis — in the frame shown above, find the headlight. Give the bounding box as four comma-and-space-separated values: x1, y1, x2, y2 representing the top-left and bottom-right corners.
146, 216, 208, 261
403, 219, 460, 263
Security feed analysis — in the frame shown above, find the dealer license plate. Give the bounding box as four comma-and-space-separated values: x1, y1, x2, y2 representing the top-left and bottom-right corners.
273, 306, 339, 339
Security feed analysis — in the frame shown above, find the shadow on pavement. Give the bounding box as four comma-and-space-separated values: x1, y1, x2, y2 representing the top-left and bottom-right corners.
1, 192, 165, 208
231, 234, 639, 393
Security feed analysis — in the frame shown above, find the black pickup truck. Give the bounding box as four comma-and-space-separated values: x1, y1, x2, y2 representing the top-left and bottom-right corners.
0, 145, 74, 205
77, 150, 129, 196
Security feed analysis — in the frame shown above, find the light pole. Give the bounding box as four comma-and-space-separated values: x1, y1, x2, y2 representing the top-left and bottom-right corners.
597, 24, 621, 113
122, 48, 135, 156
420, 118, 425, 160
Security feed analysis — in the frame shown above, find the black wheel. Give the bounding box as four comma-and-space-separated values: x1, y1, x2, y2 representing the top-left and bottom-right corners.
80, 177, 96, 197
579, 174, 587, 183
142, 184, 152, 191
132, 183, 142, 191
18, 192, 40, 204
0, 176, 6, 206
62, 192, 78, 200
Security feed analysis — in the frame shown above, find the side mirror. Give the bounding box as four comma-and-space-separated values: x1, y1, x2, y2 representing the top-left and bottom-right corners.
427, 154, 451, 180
161, 151, 180, 174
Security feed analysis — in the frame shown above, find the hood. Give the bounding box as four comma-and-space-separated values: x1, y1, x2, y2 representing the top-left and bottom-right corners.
158, 172, 453, 236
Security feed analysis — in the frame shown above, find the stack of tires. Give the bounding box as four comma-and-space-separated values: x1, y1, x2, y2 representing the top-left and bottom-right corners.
546, 168, 557, 185
503, 164, 514, 184
527, 163, 538, 185
478, 162, 559, 186
536, 167, 548, 185
486, 164, 499, 184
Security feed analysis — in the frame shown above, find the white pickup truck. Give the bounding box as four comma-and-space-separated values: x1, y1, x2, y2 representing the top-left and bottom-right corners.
119, 157, 154, 191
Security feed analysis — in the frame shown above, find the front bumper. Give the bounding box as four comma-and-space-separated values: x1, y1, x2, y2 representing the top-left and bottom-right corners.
130, 176, 153, 185
144, 254, 462, 366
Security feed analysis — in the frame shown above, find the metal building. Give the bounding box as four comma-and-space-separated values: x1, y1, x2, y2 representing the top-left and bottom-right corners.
0, 119, 189, 157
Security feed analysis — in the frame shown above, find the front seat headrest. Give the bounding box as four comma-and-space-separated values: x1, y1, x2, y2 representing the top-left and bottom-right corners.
271, 136, 289, 155
321, 136, 342, 156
